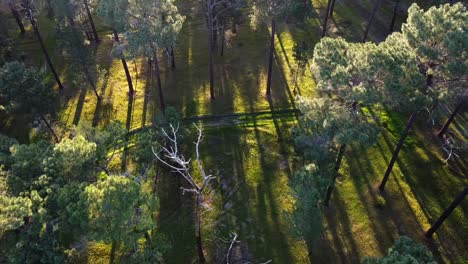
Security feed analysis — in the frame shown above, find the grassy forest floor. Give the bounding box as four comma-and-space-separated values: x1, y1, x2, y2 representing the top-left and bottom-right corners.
1, 0, 467, 263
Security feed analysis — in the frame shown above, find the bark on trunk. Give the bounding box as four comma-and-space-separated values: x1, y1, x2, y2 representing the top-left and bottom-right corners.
329, 0, 336, 18
152, 48, 166, 112
112, 29, 134, 94
196, 194, 206, 263
28, 11, 64, 90
389, 0, 400, 32
40, 114, 59, 143
321, 0, 333, 37
109, 240, 118, 264
266, 19, 276, 97
438, 101, 464, 138
425, 186, 467, 238
362, 0, 383, 42
220, 25, 225, 57
83, 0, 100, 43
84, 67, 100, 100
208, 2, 215, 100
170, 46, 176, 68
379, 111, 418, 191
9, 1, 25, 34
324, 144, 346, 206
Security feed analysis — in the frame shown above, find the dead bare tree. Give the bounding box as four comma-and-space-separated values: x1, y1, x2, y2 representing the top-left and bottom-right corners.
153, 123, 215, 263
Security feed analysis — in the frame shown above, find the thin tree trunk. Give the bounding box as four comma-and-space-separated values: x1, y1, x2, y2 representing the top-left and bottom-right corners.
170, 46, 176, 68
195, 194, 206, 263
321, 0, 333, 37
232, 19, 237, 34
84, 68, 100, 100
220, 25, 225, 57
324, 144, 346, 206
379, 111, 418, 191
109, 240, 118, 264
40, 114, 59, 143
329, 0, 336, 18
152, 48, 166, 112
438, 101, 464, 138
208, 1, 215, 100
425, 186, 467, 238
266, 19, 276, 97
112, 29, 134, 94
8, 1, 25, 34
83, 0, 100, 43
27, 11, 64, 90
362, 0, 383, 42
212, 17, 218, 51
389, 0, 400, 32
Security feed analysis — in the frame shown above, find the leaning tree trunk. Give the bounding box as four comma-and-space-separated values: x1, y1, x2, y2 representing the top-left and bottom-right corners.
112, 29, 134, 95
324, 144, 347, 206
379, 111, 418, 191
321, 0, 333, 37
170, 46, 176, 68
8, 1, 25, 34
40, 114, 59, 143
26, 10, 64, 90
425, 186, 467, 238
389, 0, 400, 32
207, 1, 215, 100
438, 101, 464, 138
195, 194, 206, 263
220, 24, 225, 57
266, 19, 276, 97
329, 0, 336, 18
109, 240, 118, 264
152, 48, 166, 112
84, 67, 100, 100
83, 0, 100, 43
362, 0, 383, 42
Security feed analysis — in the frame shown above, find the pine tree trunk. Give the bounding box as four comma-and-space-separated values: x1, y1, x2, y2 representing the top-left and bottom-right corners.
232, 19, 237, 34
112, 29, 134, 95
220, 25, 225, 57
212, 18, 218, 51
324, 144, 346, 206
389, 0, 400, 32
379, 111, 418, 192
84, 67, 100, 100
27, 11, 64, 90
321, 0, 333, 37
40, 114, 59, 143
438, 101, 464, 138
83, 0, 100, 43
425, 186, 467, 238
266, 19, 276, 97
196, 194, 206, 263
170, 46, 176, 68
362, 0, 383, 42
329, 0, 336, 18
8, 1, 25, 34
152, 48, 166, 112
109, 240, 118, 264
208, 1, 215, 100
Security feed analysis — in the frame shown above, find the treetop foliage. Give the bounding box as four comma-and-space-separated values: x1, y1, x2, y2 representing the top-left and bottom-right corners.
362, 236, 436, 264
312, 3, 467, 113
0, 62, 55, 115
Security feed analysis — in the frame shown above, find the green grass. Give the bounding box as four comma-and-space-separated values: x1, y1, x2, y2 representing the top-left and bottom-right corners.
1, 0, 467, 263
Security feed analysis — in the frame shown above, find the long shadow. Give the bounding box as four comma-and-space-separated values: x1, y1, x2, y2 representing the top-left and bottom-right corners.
141, 58, 152, 127
72, 87, 88, 125
322, 190, 362, 263
378, 123, 467, 263
92, 71, 111, 126
120, 93, 135, 172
